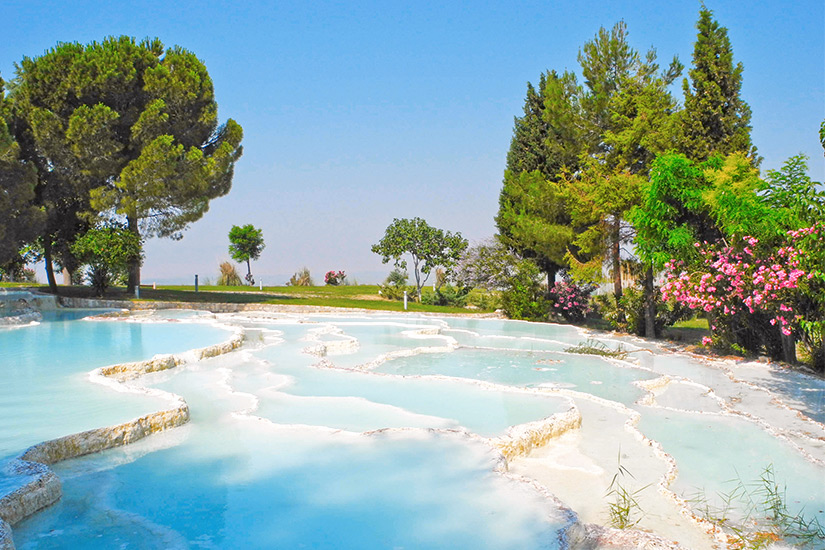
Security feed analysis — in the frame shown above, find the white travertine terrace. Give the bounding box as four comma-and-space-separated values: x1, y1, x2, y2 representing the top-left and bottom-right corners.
0, 315, 244, 549
4, 303, 823, 549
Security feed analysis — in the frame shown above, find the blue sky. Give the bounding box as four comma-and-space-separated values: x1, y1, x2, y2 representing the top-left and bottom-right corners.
3, 0, 823, 284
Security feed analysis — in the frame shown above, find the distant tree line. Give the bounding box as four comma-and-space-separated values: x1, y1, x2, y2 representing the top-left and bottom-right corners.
0, 36, 243, 294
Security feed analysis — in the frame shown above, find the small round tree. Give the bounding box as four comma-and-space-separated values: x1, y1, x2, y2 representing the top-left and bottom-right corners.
228, 224, 265, 285
371, 217, 468, 300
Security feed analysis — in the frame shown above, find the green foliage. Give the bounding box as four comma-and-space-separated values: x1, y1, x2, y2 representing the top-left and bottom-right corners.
689, 465, 825, 549
604, 453, 649, 529
496, 170, 573, 284
500, 259, 549, 321
631, 153, 715, 269
505, 70, 584, 179
565, 339, 629, 360
763, 154, 825, 229
465, 288, 501, 310
378, 269, 414, 302
11, 36, 243, 291
287, 267, 313, 286
421, 285, 470, 307
217, 261, 242, 286
678, 7, 757, 163
0, 77, 44, 268
385, 268, 408, 287
820, 119, 825, 155
228, 224, 265, 284
378, 284, 414, 301
701, 153, 780, 241
498, 69, 584, 285
564, 165, 643, 285
71, 225, 142, 295
498, 21, 680, 290
595, 285, 690, 337
454, 238, 517, 290
633, 152, 784, 272
371, 217, 468, 300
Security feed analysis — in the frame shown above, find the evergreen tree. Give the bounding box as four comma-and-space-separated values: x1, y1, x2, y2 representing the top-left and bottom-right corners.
0, 76, 44, 269
497, 71, 583, 287
679, 7, 757, 162
566, 22, 681, 305
11, 37, 244, 293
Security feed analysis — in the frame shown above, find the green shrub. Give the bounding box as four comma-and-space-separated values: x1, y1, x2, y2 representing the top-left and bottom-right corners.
595, 285, 690, 337
378, 284, 416, 301
385, 269, 408, 286
378, 269, 414, 301
71, 225, 142, 296
421, 285, 470, 307
501, 259, 549, 321
466, 288, 501, 310
217, 261, 242, 286
288, 267, 313, 286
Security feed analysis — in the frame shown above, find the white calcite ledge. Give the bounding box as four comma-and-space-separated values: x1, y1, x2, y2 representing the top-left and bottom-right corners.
0, 460, 62, 529
492, 406, 582, 462
19, 403, 190, 466
98, 330, 244, 381
0, 519, 13, 550
0, 313, 245, 548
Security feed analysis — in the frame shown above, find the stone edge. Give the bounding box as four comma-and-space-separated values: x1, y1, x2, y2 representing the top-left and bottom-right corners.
0, 315, 244, 548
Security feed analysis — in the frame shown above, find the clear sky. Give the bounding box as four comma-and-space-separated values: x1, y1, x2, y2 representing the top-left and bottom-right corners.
3, 0, 823, 285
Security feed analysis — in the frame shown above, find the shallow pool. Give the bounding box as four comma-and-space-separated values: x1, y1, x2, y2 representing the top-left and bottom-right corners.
3, 311, 824, 549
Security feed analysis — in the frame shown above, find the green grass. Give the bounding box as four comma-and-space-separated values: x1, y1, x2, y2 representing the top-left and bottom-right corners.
27, 284, 487, 314
664, 316, 710, 345
672, 317, 710, 330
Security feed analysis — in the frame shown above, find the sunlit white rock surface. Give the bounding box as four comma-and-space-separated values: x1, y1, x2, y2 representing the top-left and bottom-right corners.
2, 305, 823, 549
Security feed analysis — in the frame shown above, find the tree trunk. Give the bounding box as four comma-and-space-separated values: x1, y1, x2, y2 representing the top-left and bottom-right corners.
612, 218, 622, 301
126, 215, 141, 294
43, 238, 59, 295
781, 333, 797, 364
644, 265, 656, 338
546, 266, 557, 292
413, 259, 422, 301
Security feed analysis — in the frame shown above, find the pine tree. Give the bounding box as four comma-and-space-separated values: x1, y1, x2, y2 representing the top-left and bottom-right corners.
0, 76, 44, 270
497, 70, 583, 286
679, 7, 757, 162
12, 37, 244, 293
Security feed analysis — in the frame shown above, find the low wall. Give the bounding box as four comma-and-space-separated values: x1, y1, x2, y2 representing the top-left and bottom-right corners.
59, 296, 379, 315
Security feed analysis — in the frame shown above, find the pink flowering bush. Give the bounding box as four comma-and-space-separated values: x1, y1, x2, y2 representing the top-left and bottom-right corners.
548, 276, 595, 323
324, 270, 346, 285
662, 224, 825, 370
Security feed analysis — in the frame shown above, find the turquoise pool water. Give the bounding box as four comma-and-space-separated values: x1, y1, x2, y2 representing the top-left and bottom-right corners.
0, 310, 232, 459
4, 312, 824, 549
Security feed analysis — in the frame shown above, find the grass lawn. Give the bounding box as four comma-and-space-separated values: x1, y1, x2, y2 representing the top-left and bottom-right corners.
664, 316, 710, 345
18, 283, 489, 315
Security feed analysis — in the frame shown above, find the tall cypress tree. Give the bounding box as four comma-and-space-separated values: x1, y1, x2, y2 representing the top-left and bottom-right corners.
497, 70, 583, 286
679, 7, 757, 162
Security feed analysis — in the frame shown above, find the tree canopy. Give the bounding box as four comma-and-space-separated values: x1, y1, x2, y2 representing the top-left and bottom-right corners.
0, 76, 43, 268
228, 224, 265, 285
371, 217, 468, 300
678, 7, 756, 162
10, 36, 243, 292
